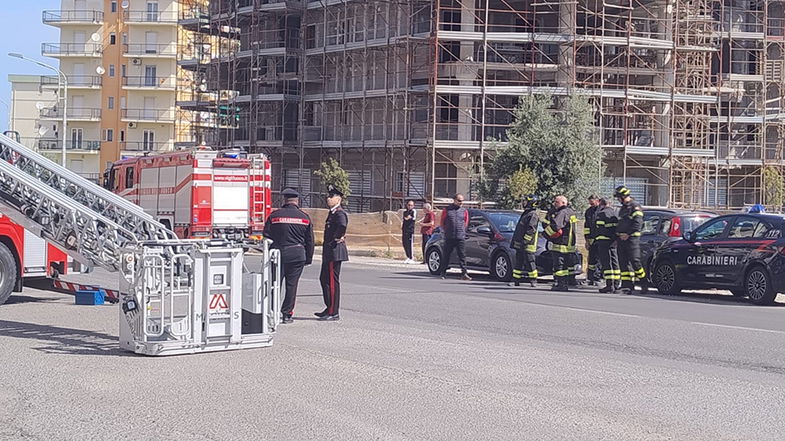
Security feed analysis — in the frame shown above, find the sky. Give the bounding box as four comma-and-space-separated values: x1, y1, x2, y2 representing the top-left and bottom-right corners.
0, 0, 60, 132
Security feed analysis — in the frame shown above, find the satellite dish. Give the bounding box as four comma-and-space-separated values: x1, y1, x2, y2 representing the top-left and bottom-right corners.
38, 126, 48, 136
91, 33, 101, 42
121, 0, 129, 8
198, 83, 207, 92
35, 102, 45, 110
96, 66, 106, 75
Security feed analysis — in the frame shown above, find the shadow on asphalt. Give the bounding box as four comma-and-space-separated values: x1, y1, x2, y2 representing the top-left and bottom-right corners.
3, 295, 62, 305
636, 291, 785, 307
0, 320, 127, 356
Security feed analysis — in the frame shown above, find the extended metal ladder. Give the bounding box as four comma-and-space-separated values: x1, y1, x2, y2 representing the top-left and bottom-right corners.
0, 133, 175, 271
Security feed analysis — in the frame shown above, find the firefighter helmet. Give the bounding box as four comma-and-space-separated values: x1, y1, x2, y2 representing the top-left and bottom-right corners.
614, 185, 631, 198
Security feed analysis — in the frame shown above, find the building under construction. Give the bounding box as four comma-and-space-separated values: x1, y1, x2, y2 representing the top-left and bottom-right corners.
176, 0, 785, 211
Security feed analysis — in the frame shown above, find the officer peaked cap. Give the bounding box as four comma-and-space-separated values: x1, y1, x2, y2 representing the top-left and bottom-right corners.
281, 188, 300, 198
327, 185, 344, 197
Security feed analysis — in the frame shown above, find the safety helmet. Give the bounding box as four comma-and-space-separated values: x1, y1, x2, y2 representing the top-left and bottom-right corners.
523, 194, 540, 209
749, 203, 766, 214
614, 185, 631, 198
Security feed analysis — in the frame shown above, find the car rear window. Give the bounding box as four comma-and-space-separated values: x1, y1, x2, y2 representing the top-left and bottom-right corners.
487, 212, 520, 233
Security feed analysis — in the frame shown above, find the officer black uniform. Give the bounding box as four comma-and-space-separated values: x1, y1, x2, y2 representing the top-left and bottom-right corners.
510, 194, 540, 287
594, 198, 621, 293
584, 197, 601, 285
263, 188, 315, 324
543, 197, 578, 291
614, 185, 647, 294
315, 185, 349, 321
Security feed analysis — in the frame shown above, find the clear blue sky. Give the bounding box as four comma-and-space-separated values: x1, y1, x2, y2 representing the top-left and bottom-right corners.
0, 1, 60, 131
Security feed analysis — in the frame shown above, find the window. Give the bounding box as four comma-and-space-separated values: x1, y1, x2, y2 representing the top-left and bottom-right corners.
752, 221, 772, 238
70, 128, 83, 149
111, 1, 117, 13
108, 96, 115, 109
728, 217, 758, 239
468, 214, 489, 232
694, 218, 729, 241
119, 130, 125, 142
122, 33, 128, 45
104, 128, 114, 142
143, 130, 155, 151
121, 64, 126, 77
120, 96, 126, 109
659, 217, 672, 235
108, 64, 115, 77
642, 215, 659, 235
125, 167, 134, 188
110, 32, 116, 45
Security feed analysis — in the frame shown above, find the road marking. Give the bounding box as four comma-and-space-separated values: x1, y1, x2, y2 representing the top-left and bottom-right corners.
556, 306, 640, 318
690, 322, 785, 335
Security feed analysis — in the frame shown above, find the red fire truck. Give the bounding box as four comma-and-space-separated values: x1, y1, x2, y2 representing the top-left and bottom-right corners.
104, 149, 272, 240
0, 214, 69, 305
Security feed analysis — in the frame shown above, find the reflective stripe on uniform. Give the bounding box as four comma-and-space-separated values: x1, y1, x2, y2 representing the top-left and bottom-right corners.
553, 244, 576, 253
595, 236, 611, 240
525, 245, 536, 253
595, 220, 606, 226
632, 211, 643, 217
554, 269, 570, 277
527, 270, 538, 278
635, 268, 646, 278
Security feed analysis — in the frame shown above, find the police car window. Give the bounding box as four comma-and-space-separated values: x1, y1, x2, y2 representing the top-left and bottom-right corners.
752, 221, 772, 238
642, 216, 659, 235
659, 218, 672, 235
694, 218, 729, 240
728, 217, 758, 239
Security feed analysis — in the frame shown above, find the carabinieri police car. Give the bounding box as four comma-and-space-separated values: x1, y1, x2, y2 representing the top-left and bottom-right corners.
650, 213, 785, 305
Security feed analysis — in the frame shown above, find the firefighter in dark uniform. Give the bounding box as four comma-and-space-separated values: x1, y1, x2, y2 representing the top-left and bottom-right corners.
510, 194, 540, 287
263, 188, 315, 324
594, 197, 621, 293
315, 185, 349, 321
543, 195, 578, 292
584, 195, 601, 285
614, 185, 647, 294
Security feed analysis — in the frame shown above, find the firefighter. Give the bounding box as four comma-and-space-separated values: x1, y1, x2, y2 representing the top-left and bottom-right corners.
263, 188, 315, 324
543, 195, 578, 292
315, 185, 349, 321
584, 195, 601, 285
594, 197, 621, 293
510, 194, 540, 287
614, 185, 647, 294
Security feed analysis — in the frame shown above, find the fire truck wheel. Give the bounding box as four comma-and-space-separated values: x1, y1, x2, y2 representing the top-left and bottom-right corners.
0, 242, 19, 306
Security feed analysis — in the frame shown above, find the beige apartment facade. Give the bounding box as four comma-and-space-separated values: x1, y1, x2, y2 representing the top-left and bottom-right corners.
42, 0, 181, 178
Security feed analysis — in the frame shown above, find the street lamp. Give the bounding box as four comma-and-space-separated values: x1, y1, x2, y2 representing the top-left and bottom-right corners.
8, 52, 68, 166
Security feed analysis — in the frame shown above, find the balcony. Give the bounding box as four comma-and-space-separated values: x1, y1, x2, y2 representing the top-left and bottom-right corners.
120, 141, 168, 152
38, 140, 101, 152
41, 75, 102, 89
123, 10, 179, 24
42, 42, 102, 57
42, 10, 103, 25
122, 43, 177, 58
121, 108, 176, 123
122, 76, 176, 89
39, 107, 102, 121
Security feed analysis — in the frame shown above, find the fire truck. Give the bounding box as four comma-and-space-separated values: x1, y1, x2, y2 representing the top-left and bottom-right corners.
104, 149, 272, 241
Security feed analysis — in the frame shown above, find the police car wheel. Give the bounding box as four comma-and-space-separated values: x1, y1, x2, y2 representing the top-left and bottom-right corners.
652, 261, 680, 296
0, 241, 18, 306
745, 266, 776, 305
491, 252, 512, 282
427, 248, 445, 275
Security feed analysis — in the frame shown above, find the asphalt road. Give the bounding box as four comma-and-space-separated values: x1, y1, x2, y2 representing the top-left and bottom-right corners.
2, 256, 785, 441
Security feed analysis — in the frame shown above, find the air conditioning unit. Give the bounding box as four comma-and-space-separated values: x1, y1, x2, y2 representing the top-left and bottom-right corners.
132, 58, 142, 65
128, 122, 138, 129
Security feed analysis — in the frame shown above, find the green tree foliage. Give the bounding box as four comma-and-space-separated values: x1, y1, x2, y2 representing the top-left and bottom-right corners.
479, 94, 602, 212
762, 166, 784, 211
314, 158, 351, 203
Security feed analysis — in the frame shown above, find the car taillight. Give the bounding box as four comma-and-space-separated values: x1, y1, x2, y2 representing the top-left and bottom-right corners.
493, 232, 505, 242
669, 217, 682, 237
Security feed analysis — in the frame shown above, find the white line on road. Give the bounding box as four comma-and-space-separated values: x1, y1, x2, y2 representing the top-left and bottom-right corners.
690, 322, 785, 335
554, 306, 640, 318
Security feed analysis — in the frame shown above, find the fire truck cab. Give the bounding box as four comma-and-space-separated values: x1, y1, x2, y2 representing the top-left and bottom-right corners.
104, 149, 272, 241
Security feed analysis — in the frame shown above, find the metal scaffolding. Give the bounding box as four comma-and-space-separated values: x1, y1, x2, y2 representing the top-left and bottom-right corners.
177, 0, 785, 211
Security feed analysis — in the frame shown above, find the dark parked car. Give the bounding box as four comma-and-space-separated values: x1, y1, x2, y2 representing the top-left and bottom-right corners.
425, 209, 582, 281
639, 209, 716, 280
651, 213, 785, 304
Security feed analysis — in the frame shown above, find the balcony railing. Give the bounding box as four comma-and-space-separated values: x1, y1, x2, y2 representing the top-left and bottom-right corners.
120, 141, 167, 152
38, 140, 101, 151
121, 108, 176, 122
43, 10, 103, 24
122, 76, 176, 89
41, 75, 102, 88
123, 10, 179, 23
122, 43, 177, 57
40, 107, 102, 120
42, 42, 102, 57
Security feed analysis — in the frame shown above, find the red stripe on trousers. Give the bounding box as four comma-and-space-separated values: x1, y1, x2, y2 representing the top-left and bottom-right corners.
328, 261, 335, 315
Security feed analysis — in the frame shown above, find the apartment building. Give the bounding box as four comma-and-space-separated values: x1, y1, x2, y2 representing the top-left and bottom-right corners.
8, 75, 58, 150
42, 0, 181, 177
183, 0, 785, 211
